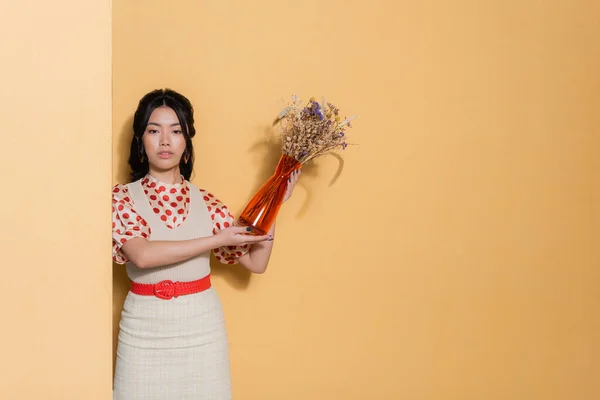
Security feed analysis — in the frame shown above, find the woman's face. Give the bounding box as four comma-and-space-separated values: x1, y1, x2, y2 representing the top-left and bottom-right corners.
142, 106, 187, 174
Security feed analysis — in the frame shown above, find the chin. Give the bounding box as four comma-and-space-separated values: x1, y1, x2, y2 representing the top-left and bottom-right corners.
152, 160, 181, 170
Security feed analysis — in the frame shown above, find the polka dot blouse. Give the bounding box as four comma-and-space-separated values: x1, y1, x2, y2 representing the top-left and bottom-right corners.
112, 174, 249, 265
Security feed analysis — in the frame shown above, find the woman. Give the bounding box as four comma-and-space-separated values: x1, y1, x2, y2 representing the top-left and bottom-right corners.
112, 88, 300, 399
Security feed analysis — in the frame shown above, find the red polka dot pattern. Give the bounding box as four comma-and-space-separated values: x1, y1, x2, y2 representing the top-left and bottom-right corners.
201, 187, 250, 265
111, 174, 249, 265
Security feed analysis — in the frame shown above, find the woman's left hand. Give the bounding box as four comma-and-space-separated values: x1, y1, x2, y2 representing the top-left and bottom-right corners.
283, 168, 301, 203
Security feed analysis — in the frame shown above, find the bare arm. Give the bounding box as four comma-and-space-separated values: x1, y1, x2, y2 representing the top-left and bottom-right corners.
237, 221, 276, 274
121, 227, 269, 269
236, 167, 302, 274
122, 169, 301, 271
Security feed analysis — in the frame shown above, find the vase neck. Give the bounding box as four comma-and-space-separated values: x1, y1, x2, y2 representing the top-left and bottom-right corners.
275, 155, 300, 175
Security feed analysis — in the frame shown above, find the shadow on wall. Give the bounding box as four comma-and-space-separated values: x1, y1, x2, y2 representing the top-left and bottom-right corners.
207, 125, 282, 289
112, 116, 134, 381
211, 123, 346, 285
233, 123, 345, 220
209, 125, 285, 289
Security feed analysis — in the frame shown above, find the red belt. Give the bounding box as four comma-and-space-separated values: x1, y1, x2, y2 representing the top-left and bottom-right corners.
130, 275, 211, 300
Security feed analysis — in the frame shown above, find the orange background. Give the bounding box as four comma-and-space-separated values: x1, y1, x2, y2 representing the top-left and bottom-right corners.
112, 1, 600, 398
3, 0, 600, 399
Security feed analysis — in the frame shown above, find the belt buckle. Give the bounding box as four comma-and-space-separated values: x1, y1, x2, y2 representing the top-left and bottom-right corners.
154, 280, 178, 300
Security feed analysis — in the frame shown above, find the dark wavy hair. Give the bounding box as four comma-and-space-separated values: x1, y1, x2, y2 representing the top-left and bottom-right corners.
128, 88, 196, 182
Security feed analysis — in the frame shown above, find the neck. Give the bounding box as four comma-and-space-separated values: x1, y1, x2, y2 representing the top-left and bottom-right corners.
147, 167, 183, 184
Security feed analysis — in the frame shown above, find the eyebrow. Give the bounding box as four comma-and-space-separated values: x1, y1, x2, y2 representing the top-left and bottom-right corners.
147, 122, 181, 127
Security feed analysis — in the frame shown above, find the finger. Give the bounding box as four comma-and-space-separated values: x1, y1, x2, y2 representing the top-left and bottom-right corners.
291, 170, 299, 185
231, 226, 253, 234
242, 234, 270, 243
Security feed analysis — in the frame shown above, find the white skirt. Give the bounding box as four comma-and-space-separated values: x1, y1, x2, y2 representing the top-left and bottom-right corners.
113, 287, 231, 400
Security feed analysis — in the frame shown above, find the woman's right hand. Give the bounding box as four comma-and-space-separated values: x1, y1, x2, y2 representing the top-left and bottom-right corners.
214, 226, 271, 248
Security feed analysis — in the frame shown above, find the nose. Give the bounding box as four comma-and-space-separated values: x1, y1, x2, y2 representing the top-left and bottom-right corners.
159, 132, 170, 147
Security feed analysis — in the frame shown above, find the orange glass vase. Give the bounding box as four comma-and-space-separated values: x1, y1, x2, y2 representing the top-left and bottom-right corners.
238, 154, 301, 235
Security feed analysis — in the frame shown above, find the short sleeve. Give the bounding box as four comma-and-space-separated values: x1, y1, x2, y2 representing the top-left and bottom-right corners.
112, 184, 151, 264
200, 189, 250, 265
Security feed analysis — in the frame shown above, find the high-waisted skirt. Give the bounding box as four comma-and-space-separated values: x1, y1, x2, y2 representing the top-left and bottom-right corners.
113, 287, 231, 400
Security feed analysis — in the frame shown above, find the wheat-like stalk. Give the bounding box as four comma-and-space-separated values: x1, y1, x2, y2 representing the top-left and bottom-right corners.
275, 96, 357, 164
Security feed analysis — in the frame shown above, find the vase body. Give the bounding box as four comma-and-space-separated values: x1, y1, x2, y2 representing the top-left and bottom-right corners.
238, 155, 301, 235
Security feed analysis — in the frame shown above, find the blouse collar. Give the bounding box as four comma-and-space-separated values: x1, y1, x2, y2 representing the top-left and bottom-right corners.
141, 173, 186, 190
